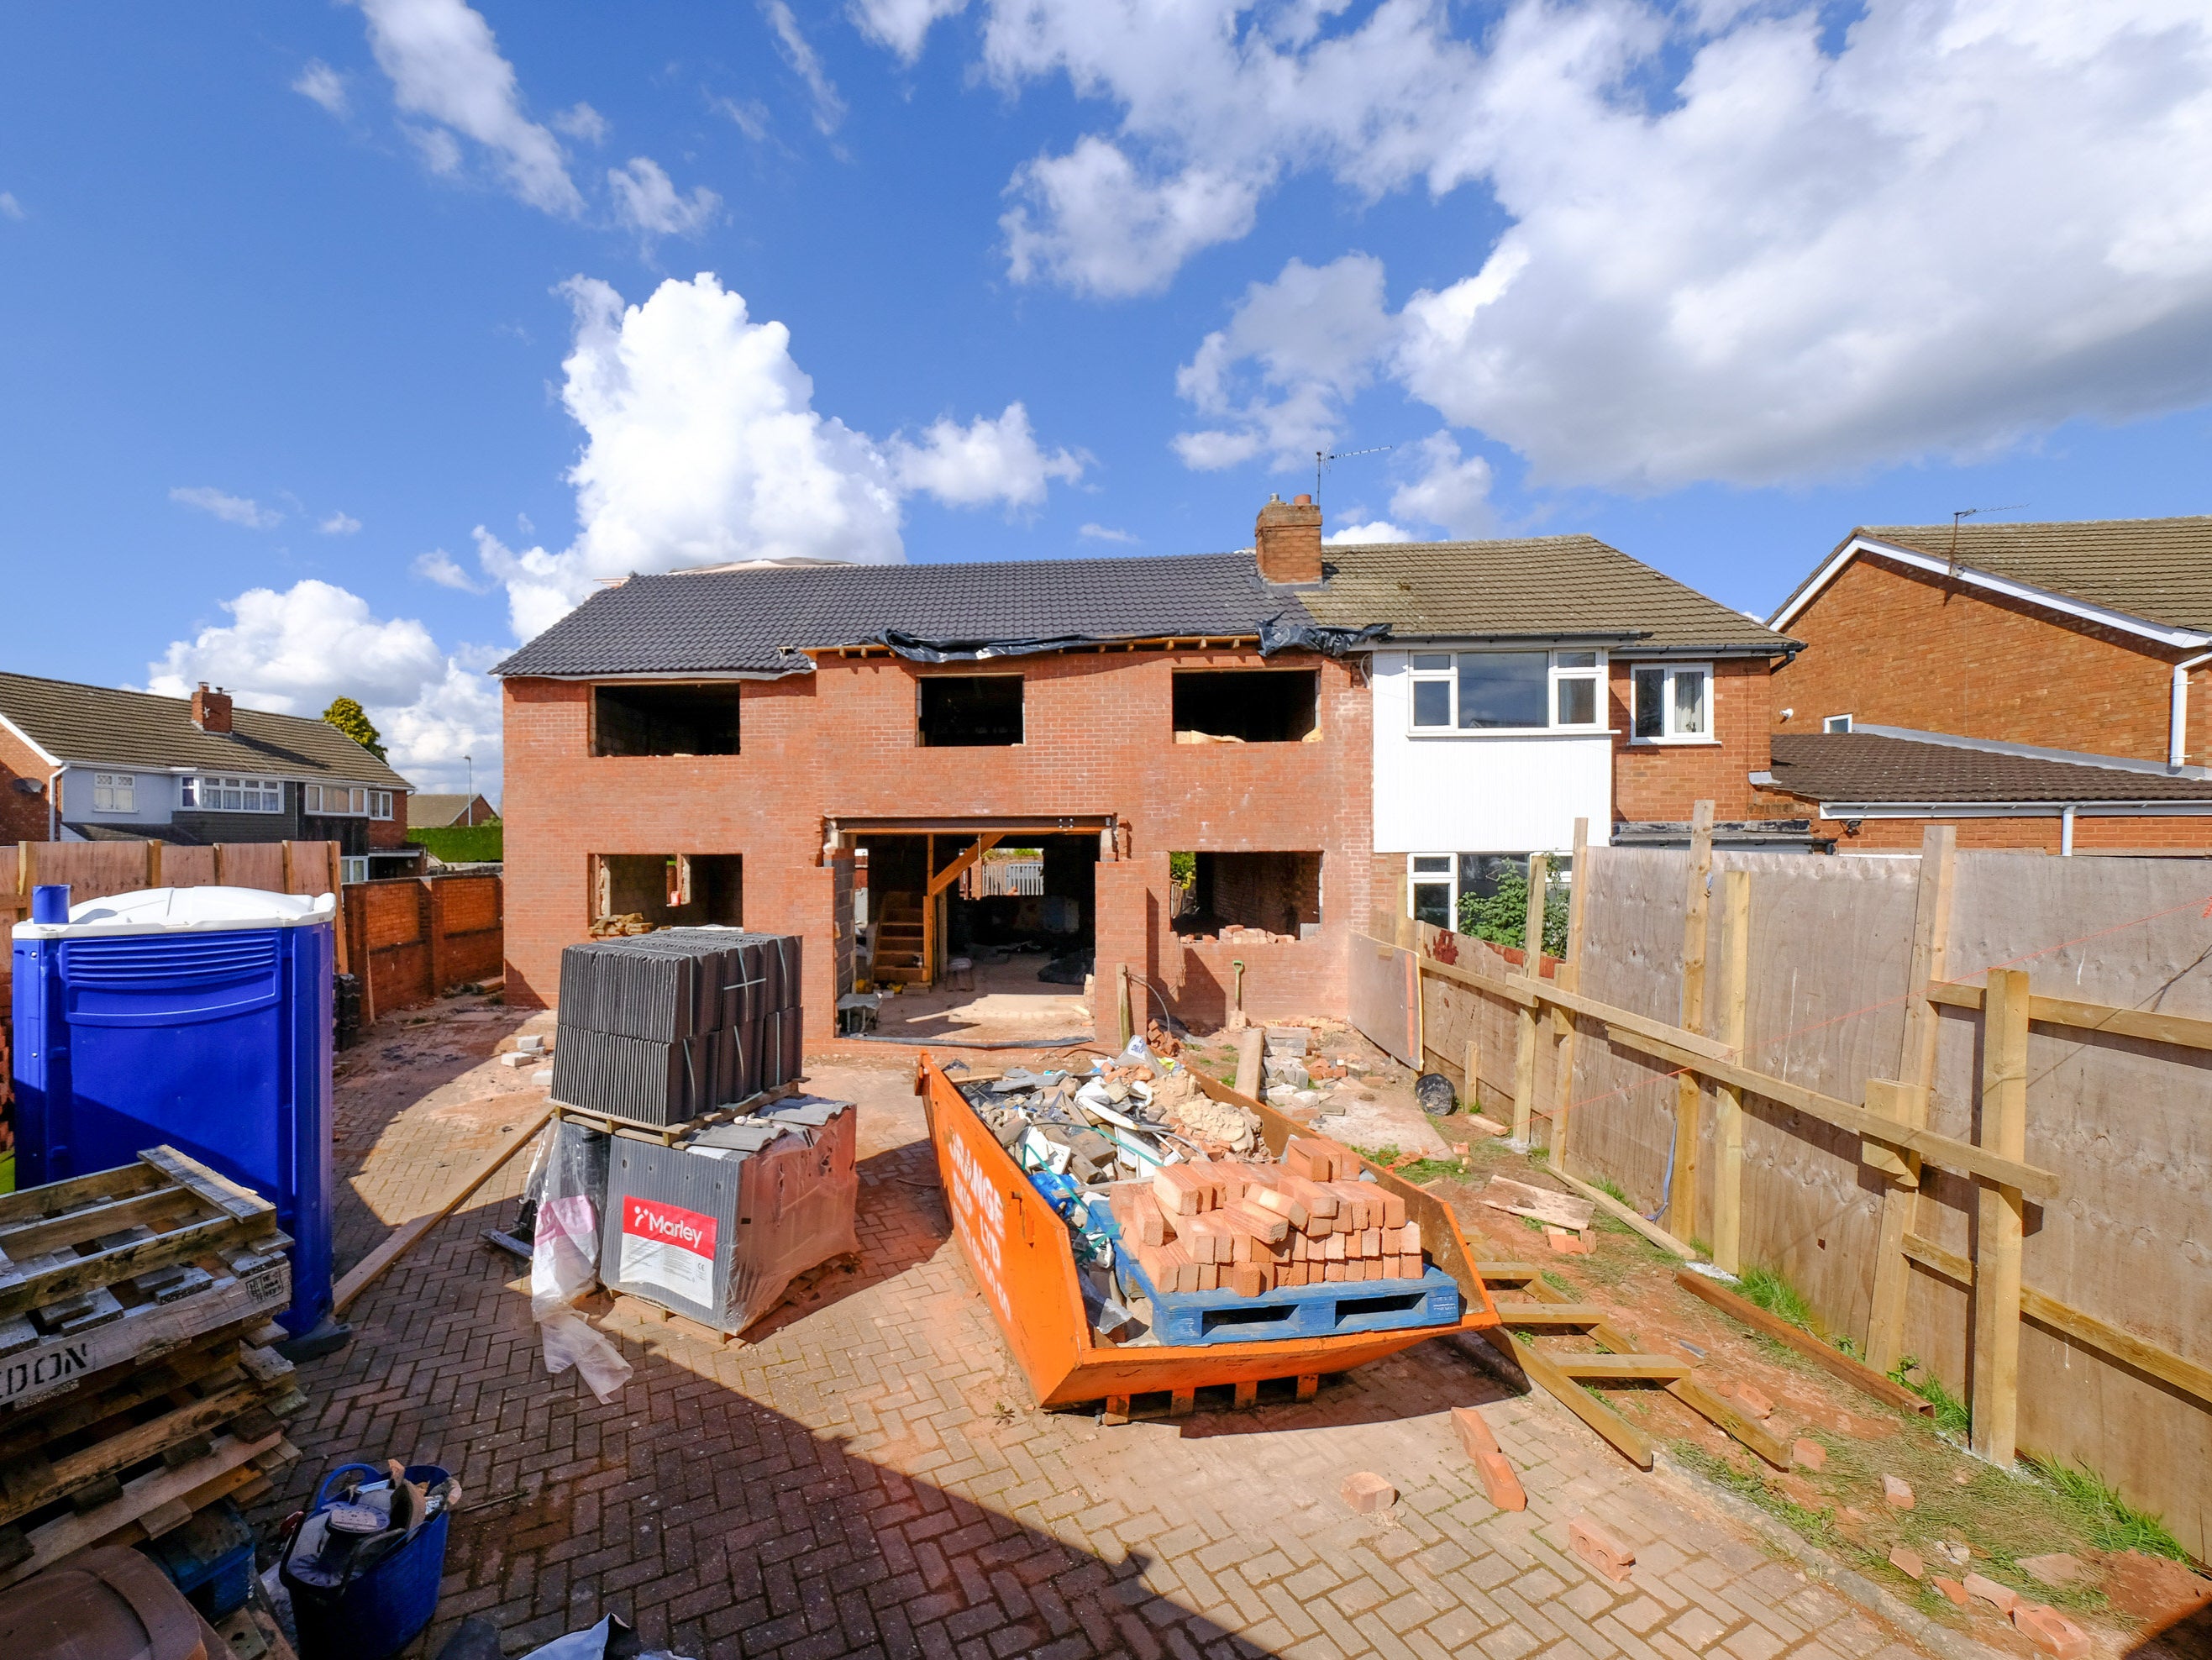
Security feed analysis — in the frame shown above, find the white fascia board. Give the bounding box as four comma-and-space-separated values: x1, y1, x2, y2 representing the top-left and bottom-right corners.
1819, 800, 2212, 818
1769, 536, 2212, 649
0, 712, 62, 768
511, 670, 794, 682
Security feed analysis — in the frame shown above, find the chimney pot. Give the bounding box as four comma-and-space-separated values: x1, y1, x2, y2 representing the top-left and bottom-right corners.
191, 682, 234, 735
1254, 493, 1325, 586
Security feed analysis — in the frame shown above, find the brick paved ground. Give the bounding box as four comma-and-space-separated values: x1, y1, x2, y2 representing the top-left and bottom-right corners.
275, 1011, 1974, 1660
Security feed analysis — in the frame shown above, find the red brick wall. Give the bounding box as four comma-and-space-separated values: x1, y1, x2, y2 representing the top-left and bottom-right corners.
0, 727, 52, 843
1768, 553, 2206, 764
369, 810, 408, 849
502, 647, 1374, 1040
1610, 658, 1772, 823
1748, 782, 2212, 854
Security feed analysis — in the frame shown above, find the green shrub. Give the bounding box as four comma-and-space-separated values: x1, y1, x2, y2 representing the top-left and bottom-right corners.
407, 823, 503, 863
1458, 870, 1569, 956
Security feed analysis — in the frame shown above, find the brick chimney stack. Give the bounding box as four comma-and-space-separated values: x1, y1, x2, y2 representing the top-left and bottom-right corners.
191, 683, 233, 734
1254, 492, 1323, 586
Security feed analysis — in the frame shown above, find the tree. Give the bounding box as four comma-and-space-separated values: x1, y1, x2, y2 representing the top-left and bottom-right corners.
323, 697, 386, 760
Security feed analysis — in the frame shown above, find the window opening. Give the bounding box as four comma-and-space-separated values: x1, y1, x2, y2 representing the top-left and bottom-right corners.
1172, 852, 1321, 941
1824, 713, 1854, 733
592, 853, 743, 929
1408, 854, 1453, 930
919, 675, 1023, 747
1456, 651, 1549, 728
1171, 670, 1319, 743
181, 775, 282, 812
593, 683, 742, 757
91, 773, 135, 813
1631, 664, 1713, 741
1411, 650, 1607, 732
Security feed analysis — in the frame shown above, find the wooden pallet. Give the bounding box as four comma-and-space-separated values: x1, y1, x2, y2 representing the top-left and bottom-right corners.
0, 1148, 281, 1329
551, 1083, 799, 1144
1474, 1260, 1789, 1471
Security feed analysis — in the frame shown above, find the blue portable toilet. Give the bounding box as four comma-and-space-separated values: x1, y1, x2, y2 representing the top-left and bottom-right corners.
11, 883, 344, 1351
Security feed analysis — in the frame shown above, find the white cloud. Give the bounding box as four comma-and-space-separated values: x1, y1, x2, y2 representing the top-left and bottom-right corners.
170, 486, 282, 530
1386, 431, 1493, 538
713, 95, 773, 143
1079, 523, 1137, 544
293, 60, 350, 118
1172, 253, 1393, 469
1003, 139, 1264, 298
608, 158, 722, 240
944, 0, 2212, 489
886, 403, 1085, 508
412, 549, 487, 591
318, 510, 364, 535
353, 0, 583, 215
551, 102, 607, 144
471, 274, 1086, 639
144, 579, 500, 792
761, 0, 847, 134
1324, 520, 1411, 545
850, 0, 969, 62
0, 192, 20, 221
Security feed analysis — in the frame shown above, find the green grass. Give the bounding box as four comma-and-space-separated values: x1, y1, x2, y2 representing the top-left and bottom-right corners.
1736, 1264, 1818, 1333
1889, 1356, 1973, 1438
1673, 1442, 1842, 1551
2026, 1453, 2192, 1561
1539, 1269, 1577, 1297
1591, 1175, 1631, 1205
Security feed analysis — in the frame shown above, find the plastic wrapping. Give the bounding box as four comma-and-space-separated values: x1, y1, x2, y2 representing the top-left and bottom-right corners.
528, 1122, 632, 1402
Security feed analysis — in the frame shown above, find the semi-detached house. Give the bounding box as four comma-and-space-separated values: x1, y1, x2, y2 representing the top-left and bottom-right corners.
0, 673, 417, 879
493, 495, 1792, 1043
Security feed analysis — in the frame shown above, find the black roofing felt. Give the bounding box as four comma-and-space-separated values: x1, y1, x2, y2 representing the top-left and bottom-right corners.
493, 551, 1307, 677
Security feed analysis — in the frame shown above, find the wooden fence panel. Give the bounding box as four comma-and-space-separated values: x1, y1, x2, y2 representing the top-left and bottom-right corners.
164, 847, 218, 887
219, 843, 286, 893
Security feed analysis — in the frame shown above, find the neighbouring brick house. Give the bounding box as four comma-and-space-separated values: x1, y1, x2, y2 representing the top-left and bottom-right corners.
0, 673, 418, 874
1758, 517, 2212, 852
497, 496, 1799, 1038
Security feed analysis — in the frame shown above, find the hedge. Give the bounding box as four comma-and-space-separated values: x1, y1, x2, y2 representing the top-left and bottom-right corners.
407, 823, 503, 863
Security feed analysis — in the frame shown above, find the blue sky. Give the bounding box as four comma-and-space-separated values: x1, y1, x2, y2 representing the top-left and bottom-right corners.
3, 1, 2208, 795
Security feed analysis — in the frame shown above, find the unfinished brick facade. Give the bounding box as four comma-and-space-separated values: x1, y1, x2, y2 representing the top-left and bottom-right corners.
1609, 658, 1773, 823
502, 647, 1372, 1041
1768, 552, 2210, 765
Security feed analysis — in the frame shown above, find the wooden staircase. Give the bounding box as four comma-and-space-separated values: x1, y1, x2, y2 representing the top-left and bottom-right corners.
870, 890, 927, 984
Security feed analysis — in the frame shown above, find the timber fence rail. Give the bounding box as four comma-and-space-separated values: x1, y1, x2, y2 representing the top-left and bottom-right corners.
1356, 817, 2212, 1561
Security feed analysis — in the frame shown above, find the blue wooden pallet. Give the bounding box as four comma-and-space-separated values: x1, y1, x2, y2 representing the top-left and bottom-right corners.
1120, 1256, 1461, 1347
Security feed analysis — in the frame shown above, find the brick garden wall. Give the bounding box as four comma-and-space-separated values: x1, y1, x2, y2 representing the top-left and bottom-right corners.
1767, 552, 2209, 765
502, 648, 1374, 1041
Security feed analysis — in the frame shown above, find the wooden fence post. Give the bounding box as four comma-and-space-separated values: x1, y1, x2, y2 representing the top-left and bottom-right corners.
1462, 1038, 1481, 1114
1551, 819, 1590, 1171
1866, 824, 1956, 1371
1509, 852, 1548, 1145
1971, 966, 2031, 1465
1668, 801, 1716, 1237
1116, 962, 1133, 1049
144, 840, 161, 888
1710, 869, 1752, 1273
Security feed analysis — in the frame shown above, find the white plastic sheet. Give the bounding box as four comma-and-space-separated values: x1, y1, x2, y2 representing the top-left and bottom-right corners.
529, 1124, 632, 1403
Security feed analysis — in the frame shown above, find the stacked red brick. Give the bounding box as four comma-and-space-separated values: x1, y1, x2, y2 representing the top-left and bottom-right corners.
1108, 1137, 1424, 1297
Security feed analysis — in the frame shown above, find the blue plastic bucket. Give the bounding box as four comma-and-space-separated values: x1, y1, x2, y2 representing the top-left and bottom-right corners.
282, 1463, 452, 1660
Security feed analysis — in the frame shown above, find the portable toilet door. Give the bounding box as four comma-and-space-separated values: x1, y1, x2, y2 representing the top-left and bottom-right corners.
11, 884, 338, 1342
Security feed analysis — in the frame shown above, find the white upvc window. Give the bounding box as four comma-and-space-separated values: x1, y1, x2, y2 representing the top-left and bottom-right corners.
339, 855, 370, 885
1629, 663, 1714, 743
1407, 649, 1608, 733
1408, 854, 1454, 930
307, 783, 378, 816
91, 772, 136, 813
180, 775, 283, 812
370, 790, 393, 820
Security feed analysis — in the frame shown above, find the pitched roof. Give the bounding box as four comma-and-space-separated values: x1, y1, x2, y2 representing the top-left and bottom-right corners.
1301, 535, 1792, 653
0, 672, 412, 790
408, 792, 498, 827
1765, 731, 2212, 806
495, 536, 1790, 678
494, 551, 1305, 677
1775, 516, 2212, 634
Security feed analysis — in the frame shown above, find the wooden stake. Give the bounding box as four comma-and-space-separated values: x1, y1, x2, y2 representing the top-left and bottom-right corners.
1462, 1037, 1481, 1113
1866, 824, 1955, 1373
1710, 868, 1751, 1274
145, 840, 162, 889
1117, 962, 1134, 1049
1509, 852, 1548, 1145
1971, 966, 2030, 1466
1551, 818, 1590, 1171
1668, 801, 1715, 1237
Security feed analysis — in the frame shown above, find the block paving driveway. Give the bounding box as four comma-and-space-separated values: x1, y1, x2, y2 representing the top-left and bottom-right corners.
275, 1024, 1973, 1660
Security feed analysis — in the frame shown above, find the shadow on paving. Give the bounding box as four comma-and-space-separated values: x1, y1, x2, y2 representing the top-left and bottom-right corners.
269, 1136, 1264, 1659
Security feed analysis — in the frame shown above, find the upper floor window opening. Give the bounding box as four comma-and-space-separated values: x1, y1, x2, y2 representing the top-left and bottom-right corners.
1408, 649, 1606, 733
